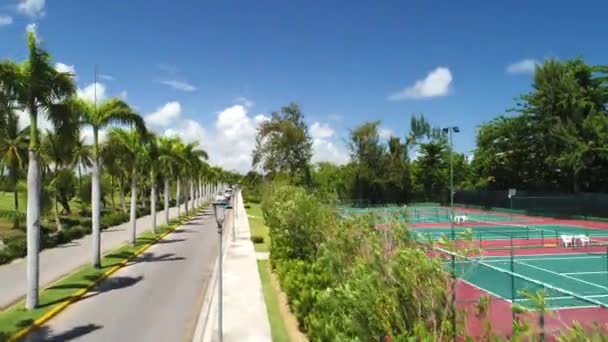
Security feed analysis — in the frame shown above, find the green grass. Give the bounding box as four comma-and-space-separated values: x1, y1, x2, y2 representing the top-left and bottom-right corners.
247, 203, 270, 252
0, 213, 193, 340
258, 260, 290, 342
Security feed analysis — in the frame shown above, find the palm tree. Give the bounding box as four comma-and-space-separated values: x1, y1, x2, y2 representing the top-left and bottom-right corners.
158, 136, 180, 225
0, 110, 29, 228
0, 32, 75, 309
143, 133, 159, 233
178, 142, 208, 214
73, 137, 92, 212
106, 128, 147, 245
74, 98, 144, 267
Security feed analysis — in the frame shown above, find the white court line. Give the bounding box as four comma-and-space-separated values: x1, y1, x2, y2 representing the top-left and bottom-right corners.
515, 261, 608, 292
563, 271, 608, 275
515, 294, 608, 301
481, 254, 605, 262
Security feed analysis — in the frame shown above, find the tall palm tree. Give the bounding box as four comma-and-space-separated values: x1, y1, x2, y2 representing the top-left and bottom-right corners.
158, 136, 180, 225
74, 98, 144, 267
106, 127, 147, 245
143, 133, 159, 233
177, 142, 208, 214
0, 110, 29, 228
0, 32, 75, 309
73, 137, 92, 212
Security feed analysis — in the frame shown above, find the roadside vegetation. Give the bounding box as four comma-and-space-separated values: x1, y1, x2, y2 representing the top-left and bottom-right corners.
0, 31, 239, 314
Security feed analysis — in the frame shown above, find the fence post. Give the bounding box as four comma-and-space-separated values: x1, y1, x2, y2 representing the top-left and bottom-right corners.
510, 245, 516, 332
451, 253, 456, 342
540, 285, 545, 342
526, 226, 530, 240
540, 229, 544, 247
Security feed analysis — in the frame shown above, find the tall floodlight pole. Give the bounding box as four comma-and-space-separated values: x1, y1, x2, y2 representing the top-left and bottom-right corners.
212, 200, 226, 342
443, 125, 459, 342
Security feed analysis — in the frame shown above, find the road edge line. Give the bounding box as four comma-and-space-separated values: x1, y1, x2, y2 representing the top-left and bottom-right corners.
7, 210, 201, 342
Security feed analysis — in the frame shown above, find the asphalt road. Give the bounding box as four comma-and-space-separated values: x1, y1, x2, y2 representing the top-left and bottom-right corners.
24, 208, 219, 342
0, 203, 189, 309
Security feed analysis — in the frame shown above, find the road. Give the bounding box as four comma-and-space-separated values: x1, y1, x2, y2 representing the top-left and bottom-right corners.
24, 208, 219, 342
0, 203, 192, 309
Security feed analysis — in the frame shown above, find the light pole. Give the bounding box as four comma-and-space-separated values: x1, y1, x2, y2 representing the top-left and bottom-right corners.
443, 125, 459, 342
442, 126, 460, 240
232, 186, 237, 242
212, 200, 227, 342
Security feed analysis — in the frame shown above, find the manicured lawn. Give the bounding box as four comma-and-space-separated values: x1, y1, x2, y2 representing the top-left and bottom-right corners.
0, 214, 191, 340
258, 260, 289, 342
247, 203, 269, 252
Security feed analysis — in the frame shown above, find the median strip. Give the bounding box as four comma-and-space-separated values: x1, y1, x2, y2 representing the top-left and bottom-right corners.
0, 209, 205, 341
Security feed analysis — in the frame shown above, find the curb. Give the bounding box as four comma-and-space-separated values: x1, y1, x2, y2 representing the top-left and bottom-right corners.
7, 207, 206, 342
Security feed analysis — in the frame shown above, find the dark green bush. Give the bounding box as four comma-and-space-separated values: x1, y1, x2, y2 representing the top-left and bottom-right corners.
244, 204, 251, 209
79, 217, 92, 228
250, 235, 264, 244
61, 216, 81, 229
5, 237, 27, 259
101, 212, 129, 229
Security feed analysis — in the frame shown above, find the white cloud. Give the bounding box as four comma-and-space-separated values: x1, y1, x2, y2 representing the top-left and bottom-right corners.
310, 122, 334, 139
234, 97, 254, 108
0, 15, 13, 26
55, 63, 76, 78
26, 22, 37, 35
388, 67, 452, 100
145, 101, 182, 127
18, 0, 46, 17
379, 128, 393, 140
310, 121, 348, 165
99, 74, 114, 81
159, 80, 196, 92
119, 90, 127, 100
507, 58, 538, 74
80, 127, 107, 145
15, 108, 52, 132
164, 119, 205, 144
77, 82, 107, 103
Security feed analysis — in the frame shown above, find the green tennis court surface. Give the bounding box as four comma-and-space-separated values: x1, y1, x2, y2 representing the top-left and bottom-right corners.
413, 224, 608, 241
339, 206, 528, 224
454, 252, 608, 309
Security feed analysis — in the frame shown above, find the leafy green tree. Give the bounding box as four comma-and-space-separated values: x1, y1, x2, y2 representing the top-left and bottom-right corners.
0, 32, 75, 309
348, 121, 387, 203
412, 140, 448, 201
252, 102, 313, 185
384, 136, 411, 203
0, 110, 29, 228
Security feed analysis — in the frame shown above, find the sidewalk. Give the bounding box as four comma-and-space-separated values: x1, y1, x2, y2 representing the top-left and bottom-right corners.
196, 191, 271, 342
0, 198, 203, 310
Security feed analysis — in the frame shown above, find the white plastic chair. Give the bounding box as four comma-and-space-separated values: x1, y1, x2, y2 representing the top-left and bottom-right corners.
576, 235, 590, 246
560, 235, 573, 247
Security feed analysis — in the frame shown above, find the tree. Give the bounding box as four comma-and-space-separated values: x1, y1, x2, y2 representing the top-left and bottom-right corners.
348, 121, 387, 203
74, 97, 144, 267
106, 128, 147, 245
73, 137, 92, 213
412, 140, 448, 202
0, 110, 29, 228
0, 32, 75, 309
383, 136, 411, 203
252, 102, 313, 186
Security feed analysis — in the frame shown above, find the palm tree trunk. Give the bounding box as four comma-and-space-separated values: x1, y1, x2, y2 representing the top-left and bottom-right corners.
110, 175, 115, 209
129, 169, 138, 245
119, 176, 126, 214
150, 168, 156, 234
184, 179, 189, 215
54, 191, 63, 231
91, 128, 102, 268
26, 122, 41, 309
13, 175, 19, 229
176, 176, 181, 218
164, 176, 169, 225
78, 163, 83, 207
91, 157, 101, 268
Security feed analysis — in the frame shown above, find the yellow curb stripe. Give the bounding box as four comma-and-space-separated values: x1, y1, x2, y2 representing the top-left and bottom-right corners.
6, 210, 203, 342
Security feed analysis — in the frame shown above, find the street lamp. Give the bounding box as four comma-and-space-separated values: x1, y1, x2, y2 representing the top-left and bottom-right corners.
442, 126, 460, 240
443, 125, 459, 342
212, 200, 226, 342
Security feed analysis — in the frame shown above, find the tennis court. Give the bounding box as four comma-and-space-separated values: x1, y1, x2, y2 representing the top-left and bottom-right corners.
453, 251, 608, 309
413, 224, 608, 242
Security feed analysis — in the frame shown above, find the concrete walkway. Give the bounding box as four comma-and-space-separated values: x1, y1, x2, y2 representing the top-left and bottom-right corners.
0, 198, 207, 310
195, 191, 271, 342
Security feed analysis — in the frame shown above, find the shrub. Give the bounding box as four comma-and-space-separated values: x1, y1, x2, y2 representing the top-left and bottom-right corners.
250, 235, 264, 244
244, 204, 251, 209
61, 216, 81, 229
101, 212, 129, 229
5, 237, 27, 259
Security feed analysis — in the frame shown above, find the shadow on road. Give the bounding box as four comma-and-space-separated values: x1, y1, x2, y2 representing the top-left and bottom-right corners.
25, 323, 103, 341
136, 252, 186, 263
171, 229, 198, 234
155, 238, 186, 244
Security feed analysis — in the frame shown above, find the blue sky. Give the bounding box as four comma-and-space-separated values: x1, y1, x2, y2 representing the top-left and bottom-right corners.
2, 0, 607, 172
